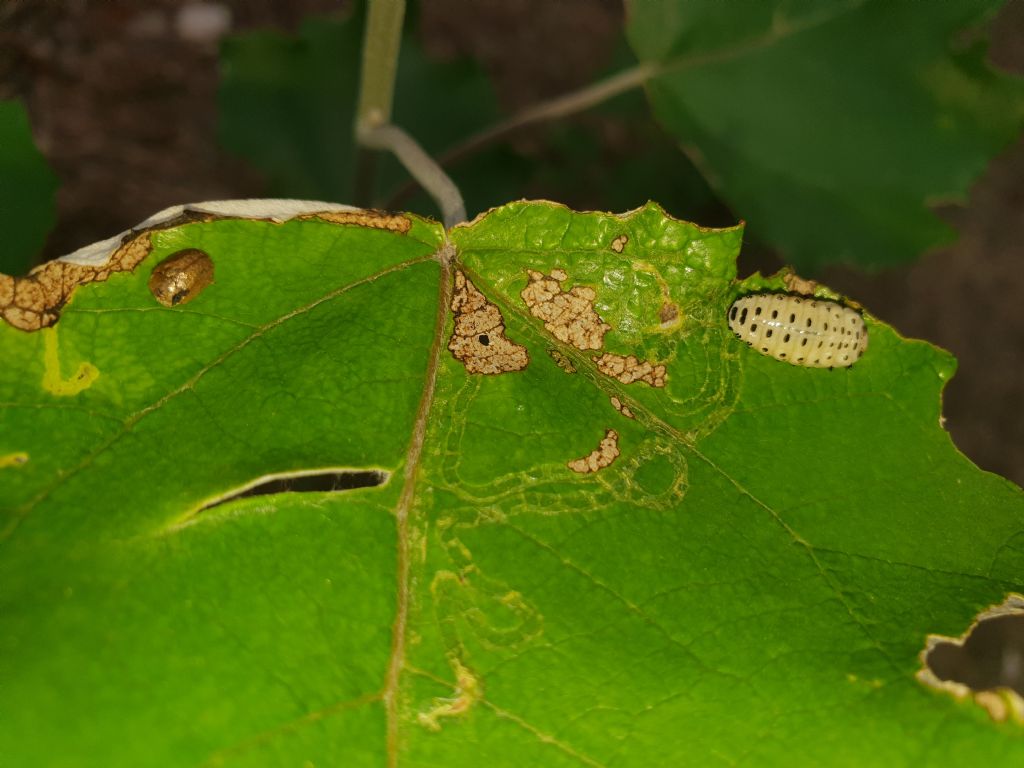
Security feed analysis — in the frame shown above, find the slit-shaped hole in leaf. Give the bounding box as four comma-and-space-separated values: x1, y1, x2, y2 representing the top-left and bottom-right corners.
198, 468, 390, 514
918, 594, 1024, 722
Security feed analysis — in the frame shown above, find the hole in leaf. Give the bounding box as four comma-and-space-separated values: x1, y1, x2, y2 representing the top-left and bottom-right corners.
926, 614, 1024, 696
918, 594, 1024, 722
198, 469, 389, 514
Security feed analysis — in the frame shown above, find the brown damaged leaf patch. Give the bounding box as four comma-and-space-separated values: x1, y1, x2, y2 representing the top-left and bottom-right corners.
594, 353, 667, 388
298, 210, 411, 233
567, 429, 620, 473
610, 234, 628, 253
782, 271, 818, 296
520, 269, 610, 351
0, 234, 153, 331
448, 271, 529, 375
658, 302, 680, 327
610, 396, 635, 419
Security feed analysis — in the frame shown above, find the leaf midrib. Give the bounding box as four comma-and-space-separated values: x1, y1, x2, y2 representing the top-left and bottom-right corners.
384, 242, 454, 766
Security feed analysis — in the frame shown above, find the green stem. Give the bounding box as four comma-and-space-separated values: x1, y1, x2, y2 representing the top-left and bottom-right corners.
356, 0, 406, 136
437, 61, 658, 168
384, 61, 659, 210
355, 0, 465, 226
361, 125, 467, 227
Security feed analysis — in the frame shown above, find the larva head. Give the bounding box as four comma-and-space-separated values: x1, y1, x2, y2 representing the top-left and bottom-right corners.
728, 293, 867, 368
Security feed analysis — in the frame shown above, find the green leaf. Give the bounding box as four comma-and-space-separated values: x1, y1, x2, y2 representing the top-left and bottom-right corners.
626, 0, 1024, 270
0, 101, 58, 275
2, 201, 1022, 765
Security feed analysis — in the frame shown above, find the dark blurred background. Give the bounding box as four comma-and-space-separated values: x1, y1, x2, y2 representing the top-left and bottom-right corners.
1, 0, 1021, 485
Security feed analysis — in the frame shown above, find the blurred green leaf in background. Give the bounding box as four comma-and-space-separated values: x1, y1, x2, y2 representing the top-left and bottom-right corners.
0, 100, 57, 275
627, 0, 1024, 270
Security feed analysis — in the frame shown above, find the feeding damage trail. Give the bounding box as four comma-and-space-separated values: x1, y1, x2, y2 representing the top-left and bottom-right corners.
448, 270, 529, 375
520, 268, 611, 351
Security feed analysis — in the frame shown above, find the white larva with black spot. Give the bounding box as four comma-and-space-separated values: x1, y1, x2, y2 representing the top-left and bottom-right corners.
727, 293, 867, 368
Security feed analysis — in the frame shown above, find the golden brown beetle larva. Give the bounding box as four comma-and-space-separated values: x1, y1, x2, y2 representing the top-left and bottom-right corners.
148, 248, 214, 307
728, 293, 867, 368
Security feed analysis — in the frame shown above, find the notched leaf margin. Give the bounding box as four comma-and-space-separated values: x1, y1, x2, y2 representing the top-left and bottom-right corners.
917, 593, 1024, 724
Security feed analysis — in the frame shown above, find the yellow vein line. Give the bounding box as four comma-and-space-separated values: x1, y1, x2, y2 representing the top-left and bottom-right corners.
684, 442, 904, 673
1, 255, 433, 543
482, 700, 608, 768
384, 242, 454, 767
404, 666, 606, 768
501, 521, 728, 679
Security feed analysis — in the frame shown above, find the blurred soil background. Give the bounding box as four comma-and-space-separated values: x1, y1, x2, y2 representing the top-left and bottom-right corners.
1, 0, 1022, 485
